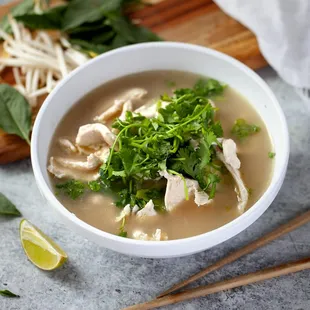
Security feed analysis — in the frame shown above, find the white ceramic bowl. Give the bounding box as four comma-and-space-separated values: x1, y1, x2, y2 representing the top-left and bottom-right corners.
31, 42, 289, 258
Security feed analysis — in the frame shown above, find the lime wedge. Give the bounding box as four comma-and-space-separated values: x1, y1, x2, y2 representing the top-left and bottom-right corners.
19, 219, 67, 271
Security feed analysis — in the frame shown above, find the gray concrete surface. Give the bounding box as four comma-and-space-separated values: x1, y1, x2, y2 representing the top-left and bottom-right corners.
1, 65, 310, 310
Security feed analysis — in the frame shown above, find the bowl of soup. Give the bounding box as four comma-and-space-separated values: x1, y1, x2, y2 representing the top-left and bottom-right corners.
31, 42, 289, 258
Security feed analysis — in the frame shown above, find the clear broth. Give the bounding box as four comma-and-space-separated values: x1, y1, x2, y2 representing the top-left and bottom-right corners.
48, 71, 273, 240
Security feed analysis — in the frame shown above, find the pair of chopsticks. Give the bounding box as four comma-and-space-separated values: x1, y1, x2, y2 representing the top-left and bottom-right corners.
124, 209, 310, 310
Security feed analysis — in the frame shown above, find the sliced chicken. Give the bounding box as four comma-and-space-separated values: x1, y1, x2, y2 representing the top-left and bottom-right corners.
209, 99, 216, 108
119, 100, 133, 121
94, 88, 147, 122
134, 103, 157, 118
216, 139, 248, 213
223, 139, 241, 169
132, 205, 139, 214
48, 157, 99, 181
76, 123, 116, 147
194, 191, 211, 206
132, 228, 168, 241
52, 154, 101, 171
122, 88, 147, 101
132, 230, 149, 241
134, 100, 170, 118
93, 146, 110, 163
76, 145, 101, 155
94, 99, 124, 123
115, 204, 131, 222
136, 199, 157, 218
159, 171, 212, 211
58, 138, 77, 154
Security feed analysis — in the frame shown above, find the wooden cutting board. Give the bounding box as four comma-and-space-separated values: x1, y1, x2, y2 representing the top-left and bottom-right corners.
0, 0, 267, 164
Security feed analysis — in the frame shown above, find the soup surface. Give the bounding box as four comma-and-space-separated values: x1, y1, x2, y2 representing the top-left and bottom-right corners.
48, 71, 273, 240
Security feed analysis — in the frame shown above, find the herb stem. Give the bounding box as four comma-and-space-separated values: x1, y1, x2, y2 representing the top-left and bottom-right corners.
166, 104, 210, 135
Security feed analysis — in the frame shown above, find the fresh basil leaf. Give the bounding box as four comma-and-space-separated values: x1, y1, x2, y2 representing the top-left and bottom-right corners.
63, 0, 122, 31
90, 30, 116, 44
0, 0, 34, 33
15, 5, 67, 30
0, 289, 20, 298
111, 34, 129, 49
66, 21, 107, 35
105, 12, 136, 42
70, 27, 115, 44
130, 25, 162, 42
0, 193, 21, 216
69, 39, 110, 55
0, 84, 31, 144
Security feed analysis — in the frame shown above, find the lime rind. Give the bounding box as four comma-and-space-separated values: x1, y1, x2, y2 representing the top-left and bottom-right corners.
20, 219, 67, 270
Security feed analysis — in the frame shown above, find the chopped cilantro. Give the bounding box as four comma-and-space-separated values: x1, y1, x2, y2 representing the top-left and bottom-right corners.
268, 152, 276, 159
231, 119, 260, 141
88, 180, 101, 192
166, 80, 176, 88
118, 231, 127, 238
56, 78, 226, 210
55, 180, 85, 200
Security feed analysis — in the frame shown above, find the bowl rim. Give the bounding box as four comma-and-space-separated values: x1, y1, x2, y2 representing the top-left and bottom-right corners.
31, 41, 290, 248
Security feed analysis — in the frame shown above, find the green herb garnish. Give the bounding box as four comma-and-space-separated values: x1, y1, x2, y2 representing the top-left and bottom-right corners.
88, 180, 102, 192
98, 78, 225, 208
54, 79, 226, 209
231, 119, 260, 141
15, 5, 68, 30
166, 80, 176, 88
55, 180, 85, 200
0, 84, 31, 145
0, 0, 34, 33
118, 217, 127, 237
268, 152, 276, 159
0, 289, 20, 298
0, 193, 21, 216
1, 0, 161, 57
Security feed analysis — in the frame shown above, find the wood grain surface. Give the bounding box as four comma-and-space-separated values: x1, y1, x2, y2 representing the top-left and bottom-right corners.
0, 0, 267, 164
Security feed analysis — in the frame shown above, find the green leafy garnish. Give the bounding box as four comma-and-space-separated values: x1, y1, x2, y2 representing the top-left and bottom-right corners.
0, 193, 21, 216
3, 0, 161, 57
268, 152, 276, 159
0, 84, 31, 145
166, 80, 176, 88
15, 5, 67, 30
0, 289, 20, 298
55, 180, 85, 200
231, 119, 260, 141
118, 231, 127, 237
118, 217, 127, 237
88, 180, 102, 192
98, 78, 225, 207
0, 0, 34, 33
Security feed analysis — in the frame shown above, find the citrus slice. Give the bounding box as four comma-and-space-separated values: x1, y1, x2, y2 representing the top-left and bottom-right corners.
20, 219, 67, 271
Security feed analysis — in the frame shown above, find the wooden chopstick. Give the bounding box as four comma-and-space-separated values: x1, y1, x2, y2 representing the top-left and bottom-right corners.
158, 209, 310, 297
124, 257, 310, 310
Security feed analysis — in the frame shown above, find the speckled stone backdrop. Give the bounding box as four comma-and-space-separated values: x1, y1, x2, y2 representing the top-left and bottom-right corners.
0, 11, 310, 307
